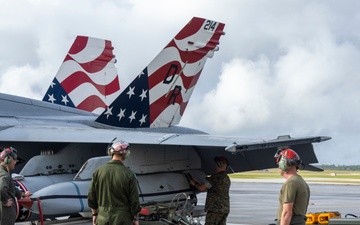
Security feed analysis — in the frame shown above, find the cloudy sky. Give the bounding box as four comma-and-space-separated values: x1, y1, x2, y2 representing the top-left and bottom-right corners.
1, 0, 359, 165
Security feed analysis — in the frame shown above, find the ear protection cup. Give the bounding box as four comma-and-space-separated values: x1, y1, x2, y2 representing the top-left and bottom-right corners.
107, 147, 131, 158
124, 150, 130, 158
214, 156, 229, 168
4, 156, 12, 165
1, 147, 17, 165
107, 146, 130, 158
107, 146, 113, 156
278, 157, 289, 172
215, 157, 223, 167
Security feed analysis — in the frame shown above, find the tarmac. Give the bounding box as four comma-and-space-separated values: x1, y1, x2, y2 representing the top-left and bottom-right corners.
16, 178, 360, 225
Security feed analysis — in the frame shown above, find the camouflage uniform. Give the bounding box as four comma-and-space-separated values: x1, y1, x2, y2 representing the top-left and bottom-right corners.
0, 165, 22, 225
204, 171, 231, 225
88, 160, 141, 225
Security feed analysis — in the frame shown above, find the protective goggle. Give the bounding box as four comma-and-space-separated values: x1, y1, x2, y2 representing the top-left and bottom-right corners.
274, 149, 283, 163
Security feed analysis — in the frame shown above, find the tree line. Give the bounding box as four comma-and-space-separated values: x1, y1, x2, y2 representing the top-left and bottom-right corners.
317, 164, 360, 171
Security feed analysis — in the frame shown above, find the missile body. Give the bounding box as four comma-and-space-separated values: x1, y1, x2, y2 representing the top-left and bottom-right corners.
29, 181, 90, 214
24, 172, 201, 215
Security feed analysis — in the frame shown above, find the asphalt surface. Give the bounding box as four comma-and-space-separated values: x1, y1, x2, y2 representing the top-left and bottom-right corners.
16, 179, 360, 225
221, 179, 360, 224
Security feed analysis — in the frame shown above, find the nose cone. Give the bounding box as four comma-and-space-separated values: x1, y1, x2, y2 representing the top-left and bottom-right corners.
30, 181, 90, 215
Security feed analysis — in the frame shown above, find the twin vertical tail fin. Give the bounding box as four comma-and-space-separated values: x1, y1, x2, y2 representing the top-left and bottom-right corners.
42, 36, 121, 114
96, 17, 225, 128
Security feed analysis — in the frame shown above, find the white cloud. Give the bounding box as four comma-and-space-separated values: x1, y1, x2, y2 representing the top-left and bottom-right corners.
184, 56, 273, 134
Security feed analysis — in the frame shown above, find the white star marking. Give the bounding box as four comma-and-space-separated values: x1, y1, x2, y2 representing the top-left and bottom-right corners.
61, 95, 69, 105
104, 106, 113, 119
127, 86, 135, 99
47, 94, 56, 103
139, 114, 147, 126
138, 71, 145, 78
20, 214, 27, 220
117, 108, 126, 121
139, 89, 148, 101
129, 111, 137, 123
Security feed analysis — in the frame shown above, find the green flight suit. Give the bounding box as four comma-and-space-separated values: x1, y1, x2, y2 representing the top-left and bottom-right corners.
88, 160, 141, 225
0, 165, 22, 225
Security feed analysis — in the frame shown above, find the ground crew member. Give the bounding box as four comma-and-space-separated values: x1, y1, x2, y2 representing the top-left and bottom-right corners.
189, 156, 231, 225
0, 147, 32, 225
275, 148, 310, 225
88, 141, 141, 225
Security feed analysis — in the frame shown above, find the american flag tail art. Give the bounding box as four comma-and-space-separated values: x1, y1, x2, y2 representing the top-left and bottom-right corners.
96, 17, 225, 128
42, 36, 121, 115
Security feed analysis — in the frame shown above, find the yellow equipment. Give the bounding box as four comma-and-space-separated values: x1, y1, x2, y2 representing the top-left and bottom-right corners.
306, 211, 341, 225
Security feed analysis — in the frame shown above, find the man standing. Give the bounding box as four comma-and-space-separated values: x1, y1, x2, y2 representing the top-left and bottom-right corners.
275, 148, 310, 225
88, 141, 141, 225
0, 147, 32, 225
189, 156, 231, 225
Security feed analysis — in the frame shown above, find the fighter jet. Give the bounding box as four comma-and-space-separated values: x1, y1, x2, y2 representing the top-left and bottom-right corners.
0, 17, 330, 223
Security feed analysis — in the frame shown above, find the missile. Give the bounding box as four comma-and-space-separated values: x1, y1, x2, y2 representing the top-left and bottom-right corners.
17, 155, 207, 217
14, 173, 76, 221
20, 181, 91, 215
18, 172, 202, 216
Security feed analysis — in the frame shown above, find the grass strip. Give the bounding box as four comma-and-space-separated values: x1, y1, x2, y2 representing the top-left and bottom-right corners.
229, 169, 360, 183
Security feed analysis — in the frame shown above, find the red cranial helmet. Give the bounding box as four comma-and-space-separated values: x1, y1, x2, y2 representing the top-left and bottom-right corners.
214, 156, 229, 168
275, 148, 301, 171
0, 147, 18, 165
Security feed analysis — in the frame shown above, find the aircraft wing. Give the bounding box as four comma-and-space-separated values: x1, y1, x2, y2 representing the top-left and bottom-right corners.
0, 122, 330, 146
0, 117, 330, 173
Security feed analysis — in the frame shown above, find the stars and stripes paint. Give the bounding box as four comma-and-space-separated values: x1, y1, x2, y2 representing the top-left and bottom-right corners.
42, 36, 121, 115
15, 180, 31, 222
96, 17, 225, 128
